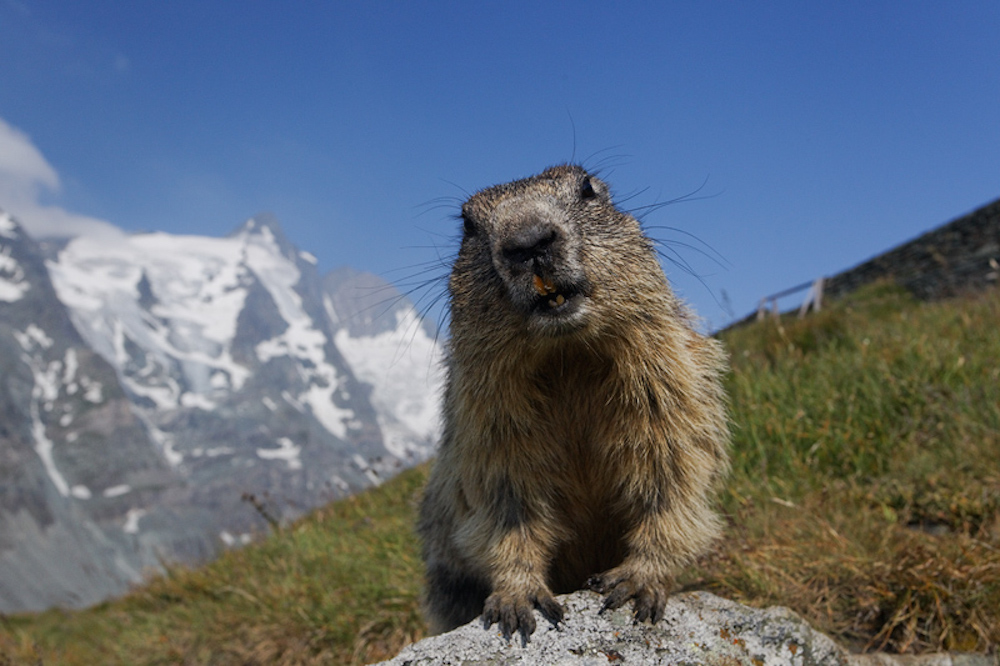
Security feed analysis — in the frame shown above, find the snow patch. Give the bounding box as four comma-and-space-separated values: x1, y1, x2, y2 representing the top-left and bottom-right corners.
281, 390, 305, 413
0, 211, 19, 238
141, 416, 183, 466
15, 324, 53, 351
82, 377, 103, 403
323, 294, 340, 328
330, 475, 350, 493
256, 437, 302, 470
191, 446, 234, 458
123, 508, 146, 534
47, 231, 254, 411
334, 307, 443, 460
46, 224, 360, 447
301, 382, 353, 440
219, 531, 252, 547
103, 484, 131, 498
243, 232, 355, 439
0, 243, 29, 302
70, 485, 92, 500
180, 392, 216, 410
299, 250, 318, 265
352, 453, 381, 486
62, 348, 79, 385
28, 396, 69, 496
15, 327, 74, 496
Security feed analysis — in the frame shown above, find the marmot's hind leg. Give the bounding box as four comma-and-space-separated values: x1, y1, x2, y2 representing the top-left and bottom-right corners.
423, 563, 491, 633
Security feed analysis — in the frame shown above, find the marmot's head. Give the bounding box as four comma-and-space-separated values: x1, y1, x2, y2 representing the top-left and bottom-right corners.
451, 165, 663, 339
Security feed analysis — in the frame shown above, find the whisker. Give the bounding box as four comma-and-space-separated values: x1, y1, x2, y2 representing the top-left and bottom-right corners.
582, 147, 630, 175
648, 234, 730, 270
655, 247, 729, 312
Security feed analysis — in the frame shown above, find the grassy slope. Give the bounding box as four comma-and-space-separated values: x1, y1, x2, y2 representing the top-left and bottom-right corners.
703, 282, 1000, 653
2, 283, 998, 664
0, 469, 429, 665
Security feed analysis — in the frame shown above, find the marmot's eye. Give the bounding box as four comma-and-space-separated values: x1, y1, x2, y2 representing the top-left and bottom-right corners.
580, 177, 597, 200
462, 215, 477, 236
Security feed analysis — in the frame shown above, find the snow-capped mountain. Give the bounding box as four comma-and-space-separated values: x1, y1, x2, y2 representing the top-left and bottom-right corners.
1, 210, 177, 611
0, 210, 443, 612
324, 267, 442, 462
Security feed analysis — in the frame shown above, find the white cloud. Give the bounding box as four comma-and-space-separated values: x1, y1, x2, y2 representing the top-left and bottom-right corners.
0, 117, 58, 190
0, 116, 125, 241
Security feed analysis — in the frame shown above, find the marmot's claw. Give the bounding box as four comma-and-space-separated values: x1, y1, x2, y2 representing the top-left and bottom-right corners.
482, 592, 535, 641
590, 570, 668, 624
586, 572, 610, 593
599, 579, 635, 613
482, 589, 564, 643
537, 594, 565, 626
631, 588, 666, 624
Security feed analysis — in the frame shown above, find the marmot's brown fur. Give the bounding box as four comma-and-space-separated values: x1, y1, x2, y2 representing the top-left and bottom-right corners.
418, 165, 730, 640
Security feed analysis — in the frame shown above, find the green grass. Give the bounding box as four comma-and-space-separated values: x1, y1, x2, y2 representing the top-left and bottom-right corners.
2, 281, 998, 663
694, 282, 1000, 653
0, 468, 429, 665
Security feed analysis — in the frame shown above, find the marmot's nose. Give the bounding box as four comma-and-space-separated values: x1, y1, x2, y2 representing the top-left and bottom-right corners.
500, 222, 559, 269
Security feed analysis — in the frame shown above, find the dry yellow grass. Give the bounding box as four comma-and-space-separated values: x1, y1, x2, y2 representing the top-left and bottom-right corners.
692, 282, 1000, 654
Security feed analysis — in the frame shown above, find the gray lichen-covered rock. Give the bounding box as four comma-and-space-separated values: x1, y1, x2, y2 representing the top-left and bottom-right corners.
375, 590, 848, 665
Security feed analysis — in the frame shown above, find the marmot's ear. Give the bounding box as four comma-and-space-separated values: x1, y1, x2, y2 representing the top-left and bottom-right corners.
462, 214, 478, 237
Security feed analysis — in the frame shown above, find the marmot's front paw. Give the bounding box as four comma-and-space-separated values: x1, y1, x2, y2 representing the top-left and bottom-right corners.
481, 588, 564, 642
588, 567, 670, 624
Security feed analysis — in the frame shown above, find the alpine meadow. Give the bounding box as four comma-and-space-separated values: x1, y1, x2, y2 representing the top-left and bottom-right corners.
1, 279, 997, 664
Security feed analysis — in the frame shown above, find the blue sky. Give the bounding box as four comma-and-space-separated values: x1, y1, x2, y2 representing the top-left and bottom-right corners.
1, 1, 998, 330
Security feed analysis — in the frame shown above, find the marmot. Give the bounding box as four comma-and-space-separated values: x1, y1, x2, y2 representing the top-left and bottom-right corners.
418, 164, 730, 640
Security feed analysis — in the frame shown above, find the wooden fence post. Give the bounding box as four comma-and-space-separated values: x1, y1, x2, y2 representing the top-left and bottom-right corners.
798, 277, 825, 318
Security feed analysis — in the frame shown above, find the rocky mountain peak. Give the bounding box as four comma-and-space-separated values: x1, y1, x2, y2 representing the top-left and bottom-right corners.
0, 217, 444, 613
230, 212, 303, 265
